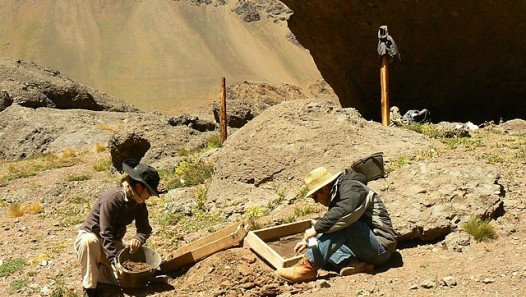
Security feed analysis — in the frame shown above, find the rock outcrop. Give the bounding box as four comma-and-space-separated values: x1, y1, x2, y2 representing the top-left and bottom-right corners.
212, 80, 338, 128
0, 58, 137, 112
206, 100, 504, 243
280, 0, 526, 123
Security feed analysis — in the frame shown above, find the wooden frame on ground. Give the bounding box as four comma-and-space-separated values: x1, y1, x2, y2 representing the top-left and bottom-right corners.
244, 219, 313, 269
160, 221, 250, 273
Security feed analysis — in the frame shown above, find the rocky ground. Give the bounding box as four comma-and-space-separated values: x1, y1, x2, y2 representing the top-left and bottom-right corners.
0, 103, 525, 296
0, 52, 525, 297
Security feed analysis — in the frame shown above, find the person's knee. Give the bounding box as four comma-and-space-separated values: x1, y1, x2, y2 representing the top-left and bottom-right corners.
78, 233, 100, 250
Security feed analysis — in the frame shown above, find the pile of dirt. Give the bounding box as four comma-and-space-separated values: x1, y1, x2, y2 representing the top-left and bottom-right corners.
121, 260, 153, 273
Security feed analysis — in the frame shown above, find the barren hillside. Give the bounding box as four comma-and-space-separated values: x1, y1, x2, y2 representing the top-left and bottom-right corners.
0, 0, 323, 114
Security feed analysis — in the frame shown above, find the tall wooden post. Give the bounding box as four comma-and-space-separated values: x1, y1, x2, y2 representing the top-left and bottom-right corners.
219, 77, 227, 144
380, 55, 390, 127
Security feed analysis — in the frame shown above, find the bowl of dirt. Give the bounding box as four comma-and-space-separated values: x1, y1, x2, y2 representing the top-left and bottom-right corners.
116, 246, 162, 288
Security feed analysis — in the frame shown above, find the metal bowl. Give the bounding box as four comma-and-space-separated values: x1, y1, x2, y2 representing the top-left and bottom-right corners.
116, 246, 161, 288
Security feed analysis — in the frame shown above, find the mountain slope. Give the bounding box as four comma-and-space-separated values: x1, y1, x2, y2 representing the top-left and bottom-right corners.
0, 0, 323, 114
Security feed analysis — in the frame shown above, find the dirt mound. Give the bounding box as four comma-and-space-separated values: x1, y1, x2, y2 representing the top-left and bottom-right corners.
171, 248, 284, 296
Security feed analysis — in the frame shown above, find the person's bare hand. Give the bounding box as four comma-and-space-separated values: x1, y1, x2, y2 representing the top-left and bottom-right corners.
294, 240, 308, 254
128, 238, 142, 253
303, 227, 317, 240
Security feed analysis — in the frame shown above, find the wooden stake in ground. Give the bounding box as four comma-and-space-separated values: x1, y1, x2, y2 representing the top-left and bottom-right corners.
380, 55, 390, 127
219, 77, 227, 144
377, 26, 399, 127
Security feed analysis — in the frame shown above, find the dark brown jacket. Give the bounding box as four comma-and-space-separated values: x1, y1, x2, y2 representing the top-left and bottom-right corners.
81, 187, 152, 263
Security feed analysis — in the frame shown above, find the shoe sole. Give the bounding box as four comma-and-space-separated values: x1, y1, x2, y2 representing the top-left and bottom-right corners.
339, 264, 374, 276
274, 271, 317, 284
274, 271, 299, 284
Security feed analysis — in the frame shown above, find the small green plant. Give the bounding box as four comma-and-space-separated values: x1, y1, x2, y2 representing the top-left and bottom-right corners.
441, 137, 484, 150
268, 190, 286, 210
480, 153, 510, 164
162, 160, 214, 190
461, 216, 497, 242
194, 185, 208, 211
55, 196, 91, 227
404, 123, 444, 138
284, 216, 297, 224
243, 206, 268, 230
93, 157, 111, 172
66, 173, 91, 182
0, 258, 26, 277
245, 206, 268, 219
0, 153, 80, 184
50, 272, 80, 297
205, 134, 222, 149
295, 187, 309, 201
178, 210, 225, 234
386, 155, 411, 173
157, 211, 184, 227
414, 148, 439, 161
10, 278, 28, 292
293, 204, 318, 217
177, 148, 192, 157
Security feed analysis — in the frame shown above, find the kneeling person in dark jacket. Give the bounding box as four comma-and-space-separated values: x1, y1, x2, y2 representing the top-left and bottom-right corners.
74, 159, 160, 297
276, 167, 397, 283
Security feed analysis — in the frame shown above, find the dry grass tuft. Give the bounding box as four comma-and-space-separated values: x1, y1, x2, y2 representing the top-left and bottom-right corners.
8, 201, 42, 217
94, 143, 107, 153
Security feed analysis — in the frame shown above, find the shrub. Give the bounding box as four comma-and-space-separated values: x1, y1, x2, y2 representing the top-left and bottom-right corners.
163, 160, 214, 190
462, 216, 497, 242
245, 206, 268, 219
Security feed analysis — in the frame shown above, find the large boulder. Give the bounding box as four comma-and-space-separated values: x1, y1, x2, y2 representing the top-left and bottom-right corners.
280, 0, 526, 123
0, 104, 217, 164
109, 132, 151, 172
373, 158, 503, 242
206, 99, 504, 244
207, 100, 434, 215
0, 58, 138, 112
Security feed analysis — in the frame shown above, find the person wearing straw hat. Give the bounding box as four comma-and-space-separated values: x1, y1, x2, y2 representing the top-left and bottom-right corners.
74, 159, 160, 297
275, 167, 397, 283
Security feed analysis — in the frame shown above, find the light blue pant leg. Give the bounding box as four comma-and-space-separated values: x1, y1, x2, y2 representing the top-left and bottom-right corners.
305, 221, 392, 270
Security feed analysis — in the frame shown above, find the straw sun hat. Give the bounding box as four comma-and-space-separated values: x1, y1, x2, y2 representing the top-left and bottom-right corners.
304, 167, 341, 198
